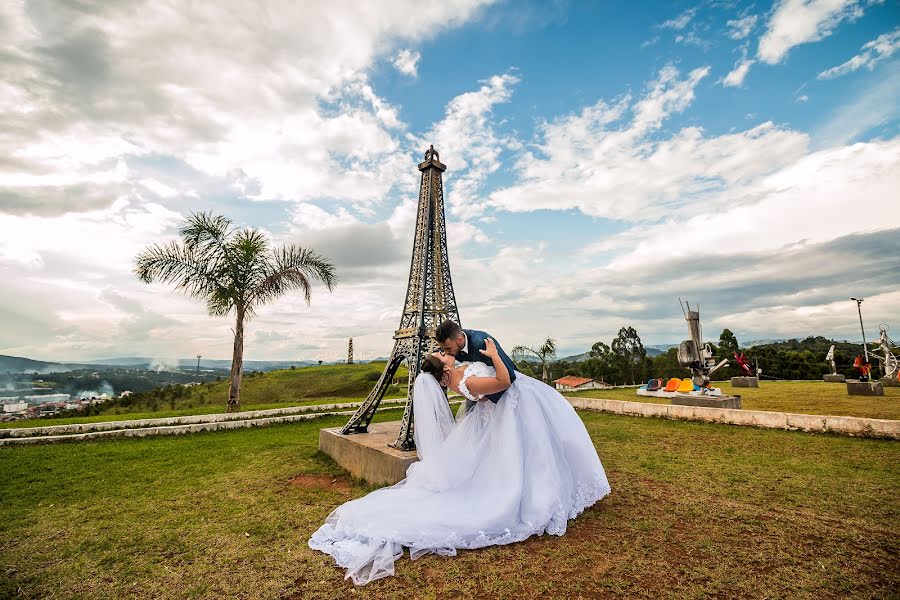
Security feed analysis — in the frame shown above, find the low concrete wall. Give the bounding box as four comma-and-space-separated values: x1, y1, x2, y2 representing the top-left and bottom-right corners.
0, 398, 409, 439
0, 409, 363, 446
0, 400, 463, 446
566, 397, 900, 440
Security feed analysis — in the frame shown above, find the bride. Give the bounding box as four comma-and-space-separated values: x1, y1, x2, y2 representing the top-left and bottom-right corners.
308, 337, 611, 585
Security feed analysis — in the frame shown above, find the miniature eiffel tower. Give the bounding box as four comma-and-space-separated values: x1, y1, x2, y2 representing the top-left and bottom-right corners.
341, 146, 460, 450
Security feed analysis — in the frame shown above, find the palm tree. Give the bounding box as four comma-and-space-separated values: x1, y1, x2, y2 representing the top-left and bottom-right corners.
135, 212, 336, 412
512, 337, 558, 383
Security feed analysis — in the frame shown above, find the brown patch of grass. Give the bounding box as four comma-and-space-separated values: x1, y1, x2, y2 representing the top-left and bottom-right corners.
287, 474, 351, 495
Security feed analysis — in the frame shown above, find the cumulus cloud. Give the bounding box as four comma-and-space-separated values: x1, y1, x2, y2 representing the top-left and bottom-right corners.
412, 72, 522, 221
392, 49, 422, 77
758, 0, 873, 65
727, 14, 758, 40
489, 65, 809, 221
0, 0, 494, 216
818, 27, 900, 79
723, 59, 755, 87
660, 8, 697, 30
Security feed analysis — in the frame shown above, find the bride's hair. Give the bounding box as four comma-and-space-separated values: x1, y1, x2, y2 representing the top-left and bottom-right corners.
420, 354, 444, 380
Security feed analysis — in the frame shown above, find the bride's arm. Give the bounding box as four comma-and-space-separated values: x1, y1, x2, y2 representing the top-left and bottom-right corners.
464, 338, 512, 398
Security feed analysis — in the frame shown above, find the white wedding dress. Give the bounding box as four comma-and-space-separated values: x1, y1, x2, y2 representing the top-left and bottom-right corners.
308, 363, 611, 585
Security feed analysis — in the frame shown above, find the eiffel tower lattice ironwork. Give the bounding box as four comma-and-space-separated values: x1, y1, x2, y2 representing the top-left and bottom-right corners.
340, 146, 460, 450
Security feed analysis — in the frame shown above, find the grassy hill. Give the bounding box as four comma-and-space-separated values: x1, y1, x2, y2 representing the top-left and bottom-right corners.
97, 361, 409, 415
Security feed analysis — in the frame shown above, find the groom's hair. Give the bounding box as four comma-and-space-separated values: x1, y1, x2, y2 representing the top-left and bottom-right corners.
435, 320, 463, 342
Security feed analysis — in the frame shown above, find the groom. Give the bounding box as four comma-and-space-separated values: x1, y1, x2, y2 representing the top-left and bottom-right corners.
435, 320, 518, 410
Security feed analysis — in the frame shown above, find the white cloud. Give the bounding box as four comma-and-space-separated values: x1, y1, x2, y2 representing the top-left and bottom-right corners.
660, 8, 697, 30
489, 65, 809, 221
818, 27, 900, 79
758, 0, 872, 65
816, 60, 900, 146
412, 72, 521, 220
727, 14, 758, 40
0, 1, 494, 215
723, 59, 755, 87
600, 139, 900, 270
392, 49, 422, 77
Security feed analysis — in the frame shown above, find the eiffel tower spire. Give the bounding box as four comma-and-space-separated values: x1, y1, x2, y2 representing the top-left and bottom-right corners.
341, 145, 460, 450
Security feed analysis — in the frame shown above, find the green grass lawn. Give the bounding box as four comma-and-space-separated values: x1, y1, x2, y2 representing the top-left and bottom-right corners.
1, 408, 896, 599
569, 379, 900, 420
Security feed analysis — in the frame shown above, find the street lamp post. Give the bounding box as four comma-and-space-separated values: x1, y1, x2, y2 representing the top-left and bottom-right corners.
850, 298, 868, 363
196, 354, 201, 377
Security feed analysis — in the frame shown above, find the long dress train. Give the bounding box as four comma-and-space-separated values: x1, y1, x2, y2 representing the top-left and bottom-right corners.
308, 363, 611, 585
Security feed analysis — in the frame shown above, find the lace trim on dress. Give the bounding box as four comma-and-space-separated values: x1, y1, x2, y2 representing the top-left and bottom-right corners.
459, 362, 490, 402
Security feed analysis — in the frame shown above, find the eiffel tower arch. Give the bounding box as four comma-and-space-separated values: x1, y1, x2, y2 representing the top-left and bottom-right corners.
341, 146, 460, 450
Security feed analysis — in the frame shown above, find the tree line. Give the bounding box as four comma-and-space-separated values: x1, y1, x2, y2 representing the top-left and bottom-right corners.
514, 328, 879, 385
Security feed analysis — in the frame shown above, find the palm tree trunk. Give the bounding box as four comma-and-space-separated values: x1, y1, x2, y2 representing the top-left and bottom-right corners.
542, 361, 549, 383
227, 307, 245, 413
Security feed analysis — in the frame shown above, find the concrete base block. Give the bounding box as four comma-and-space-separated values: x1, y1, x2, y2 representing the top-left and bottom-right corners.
731, 377, 759, 388
846, 380, 885, 396
671, 394, 742, 409
879, 376, 900, 388
823, 374, 846, 383
319, 421, 418, 487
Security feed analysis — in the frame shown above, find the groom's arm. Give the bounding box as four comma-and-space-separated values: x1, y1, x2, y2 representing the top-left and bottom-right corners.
491, 338, 518, 384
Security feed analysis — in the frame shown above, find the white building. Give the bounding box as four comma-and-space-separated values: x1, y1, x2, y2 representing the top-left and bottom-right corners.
3, 402, 28, 413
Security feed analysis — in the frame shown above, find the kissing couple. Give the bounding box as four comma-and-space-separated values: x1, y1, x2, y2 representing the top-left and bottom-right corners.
309, 321, 611, 585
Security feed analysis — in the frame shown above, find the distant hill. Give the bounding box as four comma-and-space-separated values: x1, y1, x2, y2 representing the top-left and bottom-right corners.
56, 357, 329, 372
743, 339, 787, 347
1, 354, 378, 375
0, 355, 88, 374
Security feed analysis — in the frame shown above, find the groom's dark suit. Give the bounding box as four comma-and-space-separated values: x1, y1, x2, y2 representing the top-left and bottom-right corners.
454, 329, 518, 408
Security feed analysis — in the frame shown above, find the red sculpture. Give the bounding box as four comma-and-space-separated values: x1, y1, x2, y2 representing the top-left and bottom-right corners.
853, 355, 872, 380
733, 352, 752, 376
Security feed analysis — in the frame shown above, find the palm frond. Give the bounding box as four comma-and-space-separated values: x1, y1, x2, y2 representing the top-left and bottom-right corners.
134, 241, 224, 307
512, 345, 537, 359
250, 245, 337, 307
180, 212, 233, 255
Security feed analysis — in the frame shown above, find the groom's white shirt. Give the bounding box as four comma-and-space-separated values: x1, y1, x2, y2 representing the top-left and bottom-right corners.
461, 331, 469, 356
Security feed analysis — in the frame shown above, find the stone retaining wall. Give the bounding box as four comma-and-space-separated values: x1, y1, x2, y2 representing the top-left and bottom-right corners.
566, 397, 900, 440
0, 398, 408, 439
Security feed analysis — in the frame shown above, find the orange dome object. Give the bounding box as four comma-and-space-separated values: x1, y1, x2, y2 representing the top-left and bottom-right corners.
677, 378, 694, 393
664, 378, 681, 392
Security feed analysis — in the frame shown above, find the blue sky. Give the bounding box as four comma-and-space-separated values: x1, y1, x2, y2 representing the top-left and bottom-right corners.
0, 0, 898, 361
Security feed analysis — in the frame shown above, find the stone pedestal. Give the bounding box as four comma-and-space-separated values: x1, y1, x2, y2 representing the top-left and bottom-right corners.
823, 374, 846, 383
846, 380, 884, 396
731, 376, 759, 388
319, 421, 417, 486
879, 376, 900, 388
671, 394, 742, 409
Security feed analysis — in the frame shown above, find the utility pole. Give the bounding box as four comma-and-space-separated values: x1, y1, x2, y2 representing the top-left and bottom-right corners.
850, 298, 868, 363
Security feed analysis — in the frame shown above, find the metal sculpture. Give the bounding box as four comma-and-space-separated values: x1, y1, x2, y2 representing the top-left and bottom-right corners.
340, 146, 460, 450
676, 299, 728, 388
733, 351, 752, 376
871, 324, 898, 381
825, 344, 837, 375
347, 338, 354, 365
